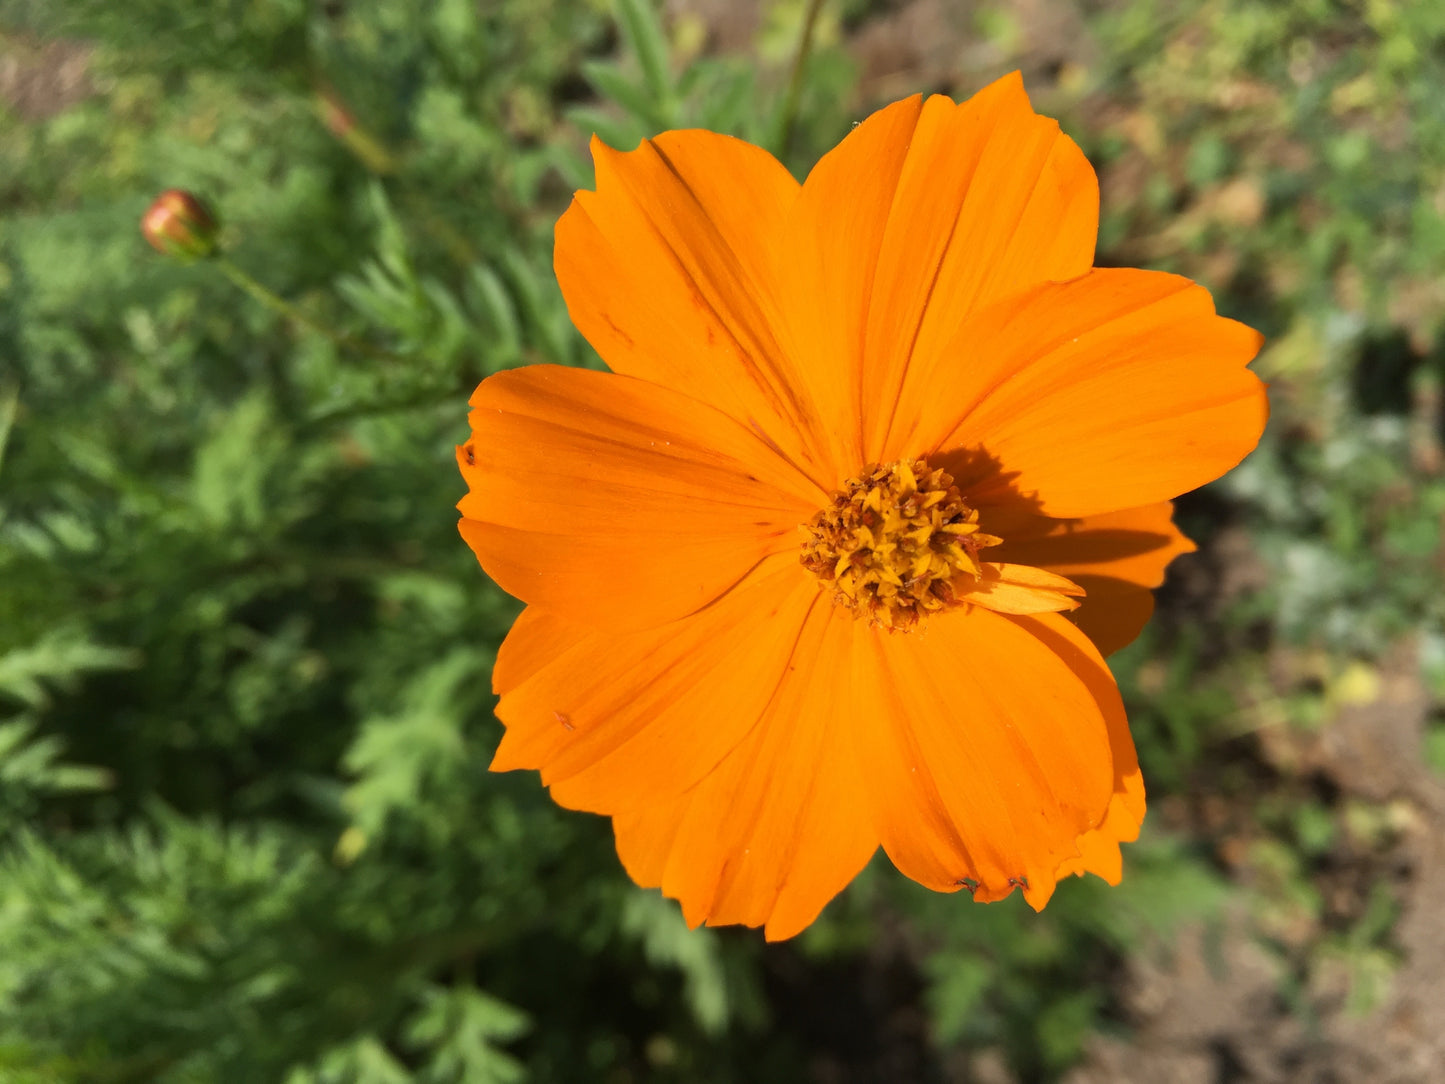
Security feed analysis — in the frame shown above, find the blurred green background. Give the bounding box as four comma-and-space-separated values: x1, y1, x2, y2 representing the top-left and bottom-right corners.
2, 0, 1444, 1080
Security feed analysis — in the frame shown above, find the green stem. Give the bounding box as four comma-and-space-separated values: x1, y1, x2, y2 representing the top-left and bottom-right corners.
214, 258, 336, 341
774, 0, 827, 159
213, 257, 394, 362
299, 387, 456, 433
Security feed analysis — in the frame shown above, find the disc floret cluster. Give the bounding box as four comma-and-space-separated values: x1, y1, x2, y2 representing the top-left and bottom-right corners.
800, 457, 1001, 630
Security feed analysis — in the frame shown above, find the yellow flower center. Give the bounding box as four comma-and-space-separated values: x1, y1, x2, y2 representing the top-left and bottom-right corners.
800, 457, 1002, 631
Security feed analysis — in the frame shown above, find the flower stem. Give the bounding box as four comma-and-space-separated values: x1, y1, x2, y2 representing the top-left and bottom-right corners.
775, 0, 827, 159
213, 257, 388, 360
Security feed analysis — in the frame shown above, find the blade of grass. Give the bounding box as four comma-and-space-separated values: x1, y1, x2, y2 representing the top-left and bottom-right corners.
0, 384, 18, 479
771, 0, 827, 158
615, 0, 673, 110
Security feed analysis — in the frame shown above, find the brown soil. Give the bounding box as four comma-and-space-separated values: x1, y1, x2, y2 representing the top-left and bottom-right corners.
0, 35, 94, 120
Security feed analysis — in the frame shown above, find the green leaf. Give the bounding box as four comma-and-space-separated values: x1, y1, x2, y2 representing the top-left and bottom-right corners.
288, 1036, 415, 1084
0, 720, 110, 797
405, 986, 528, 1084
613, 0, 673, 106
621, 890, 729, 1035
563, 105, 643, 156
0, 385, 18, 481
0, 632, 140, 711
467, 265, 523, 363
582, 62, 667, 131
927, 955, 993, 1045
340, 650, 483, 844
191, 393, 283, 532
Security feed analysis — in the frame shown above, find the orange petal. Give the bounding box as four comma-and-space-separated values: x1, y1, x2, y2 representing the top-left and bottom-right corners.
490, 555, 823, 815
986, 502, 1196, 655
967, 562, 1084, 615
1068, 587, 1157, 661
783, 72, 1099, 469
491, 606, 571, 698
775, 94, 922, 476
554, 130, 834, 488
1022, 611, 1145, 892
610, 596, 878, 941
1054, 786, 1143, 886
892, 267, 1266, 517
856, 608, 1120, 906
458, 365, 818, 631
1049, 645, 1146, 884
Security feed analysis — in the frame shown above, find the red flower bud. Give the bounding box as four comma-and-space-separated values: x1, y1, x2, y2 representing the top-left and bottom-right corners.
141, 190, 219, 261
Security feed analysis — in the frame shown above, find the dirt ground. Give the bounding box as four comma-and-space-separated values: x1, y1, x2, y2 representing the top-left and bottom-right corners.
1064, 635, 1445, 1084
0, 34, 92, 121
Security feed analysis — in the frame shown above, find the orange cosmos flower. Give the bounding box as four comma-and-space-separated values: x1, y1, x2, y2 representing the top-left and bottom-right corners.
457, 72, 1267, 939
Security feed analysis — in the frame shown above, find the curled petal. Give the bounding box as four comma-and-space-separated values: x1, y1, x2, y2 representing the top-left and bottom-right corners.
966, 562, 1084, 615
986, 501, 1196, 655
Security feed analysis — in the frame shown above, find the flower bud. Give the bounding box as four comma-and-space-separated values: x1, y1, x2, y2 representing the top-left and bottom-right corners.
141, 189, 219, 261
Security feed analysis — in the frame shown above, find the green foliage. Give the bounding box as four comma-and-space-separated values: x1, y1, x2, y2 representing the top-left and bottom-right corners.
620, 890, 732, 1036
401, 986, 530, 1084
566, 0, 856, 167
1, 0, 1441, 1079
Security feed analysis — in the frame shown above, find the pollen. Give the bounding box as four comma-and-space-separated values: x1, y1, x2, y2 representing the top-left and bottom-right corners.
800, 458, 1001, 631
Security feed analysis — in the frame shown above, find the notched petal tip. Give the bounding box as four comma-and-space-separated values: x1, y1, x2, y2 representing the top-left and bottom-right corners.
1054, 791, 1140, 888
487, 739, 530, 775
986, 68, 1029, 109
586, 130, 613, 159
1022, 872, 1057, 911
